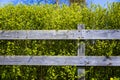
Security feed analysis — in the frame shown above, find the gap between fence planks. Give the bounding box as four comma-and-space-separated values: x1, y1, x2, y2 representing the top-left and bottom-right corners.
0, 56, 120, 66
0, 30, 120, 40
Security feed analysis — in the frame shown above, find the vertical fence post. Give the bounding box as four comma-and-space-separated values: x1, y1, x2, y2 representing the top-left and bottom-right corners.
56, 0, 59, 5
77, 24, 85, 80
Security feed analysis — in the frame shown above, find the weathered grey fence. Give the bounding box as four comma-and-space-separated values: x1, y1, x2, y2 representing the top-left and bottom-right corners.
1, 56, 120, 66
0, 24, 120, 80
0, 30, 120, 40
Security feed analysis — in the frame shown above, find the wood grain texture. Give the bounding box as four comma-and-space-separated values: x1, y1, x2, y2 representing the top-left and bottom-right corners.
77, 24, 85, 80
0, 56, 120, 66
82, 30, 120, 39
0, 30, 120, 40
77, 43, 85, 80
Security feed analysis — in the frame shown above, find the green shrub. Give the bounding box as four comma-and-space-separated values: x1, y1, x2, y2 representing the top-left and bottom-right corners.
0, 3, 120, 80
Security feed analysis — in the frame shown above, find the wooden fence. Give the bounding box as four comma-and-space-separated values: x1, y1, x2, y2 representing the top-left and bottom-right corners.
0, 24, 120, 80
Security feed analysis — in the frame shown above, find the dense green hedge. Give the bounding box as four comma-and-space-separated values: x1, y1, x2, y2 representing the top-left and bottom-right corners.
0, 3, 120, 80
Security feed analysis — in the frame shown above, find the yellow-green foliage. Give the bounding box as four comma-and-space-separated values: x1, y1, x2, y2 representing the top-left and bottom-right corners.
0, 3, 120, 80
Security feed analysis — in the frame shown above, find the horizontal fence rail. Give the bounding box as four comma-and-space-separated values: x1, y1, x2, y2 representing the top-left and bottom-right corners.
0, 56, 120, 66
0, 30, 120, 40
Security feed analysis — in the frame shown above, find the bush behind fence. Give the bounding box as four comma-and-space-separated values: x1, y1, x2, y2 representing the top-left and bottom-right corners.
0, 3, 120, 80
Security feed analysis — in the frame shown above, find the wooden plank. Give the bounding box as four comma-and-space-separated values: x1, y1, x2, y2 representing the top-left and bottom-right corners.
0, 30, 78, 40
0, 56, 120, 66
77, 24, 85, 80
82, 30, 120, 39
78, 42, 85, 80
0, 30, 120, 40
